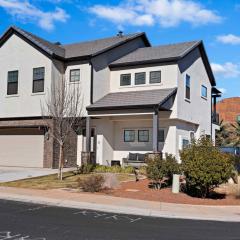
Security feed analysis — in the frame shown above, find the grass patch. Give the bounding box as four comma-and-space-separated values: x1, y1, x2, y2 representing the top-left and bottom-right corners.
0, 171, 135, 190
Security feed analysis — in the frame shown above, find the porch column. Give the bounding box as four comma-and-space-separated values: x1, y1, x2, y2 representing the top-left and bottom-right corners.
86, 117, 91, 152
153, 109, 159, 152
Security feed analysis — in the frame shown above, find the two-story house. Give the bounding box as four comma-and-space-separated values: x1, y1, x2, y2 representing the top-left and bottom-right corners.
0, 26, 221, 168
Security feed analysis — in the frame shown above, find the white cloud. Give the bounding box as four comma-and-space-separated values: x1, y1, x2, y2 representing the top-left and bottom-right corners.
0, 0, 69, 30
218, 88, 226, 94
211, 62, 240, 78
89, 0, 221, 28
216, 34, 240, 45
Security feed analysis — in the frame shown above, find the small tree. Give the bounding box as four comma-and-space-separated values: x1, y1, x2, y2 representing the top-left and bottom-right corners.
181, 137, 233, 198
42, 77, 83, 180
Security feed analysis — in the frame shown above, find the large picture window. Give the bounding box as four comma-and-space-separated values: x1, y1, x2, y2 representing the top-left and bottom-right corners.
150, 71, 161, 84
33, 67, 45, 93
138, 130, 149, 142
7, 70, 18, 95
120, 74, 131, 86
135, 72, 146, 85
185, 74, 191, 100
124, 130, 135, 142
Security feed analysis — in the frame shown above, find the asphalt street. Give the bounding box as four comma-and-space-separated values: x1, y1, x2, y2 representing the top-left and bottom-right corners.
0, 199, 239, 240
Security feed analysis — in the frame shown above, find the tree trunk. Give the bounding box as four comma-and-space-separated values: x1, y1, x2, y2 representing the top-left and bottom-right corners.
58, 144, 64, 180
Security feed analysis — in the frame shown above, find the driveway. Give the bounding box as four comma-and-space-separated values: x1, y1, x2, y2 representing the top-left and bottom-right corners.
0, 166, 73, 183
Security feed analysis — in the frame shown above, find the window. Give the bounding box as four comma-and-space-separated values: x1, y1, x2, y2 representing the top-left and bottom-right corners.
120, 74, 131, 86
7, 70, 18, 95
135, 72, 146, 85
182, 139, 190, 149
150, 71, 161, 84
70, 69, 80, 82
33, 67, 45, 93
190, 131, 195, 141
158, 129, 165, 142
201, 85, 207, 98
138, 130, 149, 142
124, 130, 135, 142
185, 74, 191, 100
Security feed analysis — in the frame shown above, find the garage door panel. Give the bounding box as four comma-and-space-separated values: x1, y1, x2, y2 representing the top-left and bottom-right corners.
0, 135, 44, 168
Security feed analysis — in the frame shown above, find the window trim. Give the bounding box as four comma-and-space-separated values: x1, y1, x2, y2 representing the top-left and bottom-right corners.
7, 70, 19, 96
32, 67, 45, 93
138, 130, 149, 142
70, 69, 80, 83
201, 85, 207, 99
185, 74, 191, 101
150, 71, 161, 84
134, 72, 146, 85
124, 130, 135, 142
120, 73, 131, 86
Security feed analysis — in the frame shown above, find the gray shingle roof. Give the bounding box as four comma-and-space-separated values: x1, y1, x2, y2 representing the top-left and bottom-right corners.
1, 26, 147, 59
87, 88, 177, 111
110, 41, 200, 66
63, 33, 146, 59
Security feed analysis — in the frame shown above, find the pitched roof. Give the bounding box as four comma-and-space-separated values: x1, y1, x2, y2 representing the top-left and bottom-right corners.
110, 41, 200, 66
0, 26, 149, 60
87, 88, 177, 111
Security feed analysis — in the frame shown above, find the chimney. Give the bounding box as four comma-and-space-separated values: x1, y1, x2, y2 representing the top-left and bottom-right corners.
117, 31, 123, 37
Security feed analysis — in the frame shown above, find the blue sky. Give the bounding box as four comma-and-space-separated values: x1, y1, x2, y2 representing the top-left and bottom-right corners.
0, 0, 239, 99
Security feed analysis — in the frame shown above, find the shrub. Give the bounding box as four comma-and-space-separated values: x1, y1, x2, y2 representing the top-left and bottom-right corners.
164, 153, 181, 181
79, 164, 95, 174
181, 137, 234, 198
120, 166, 135, 174
78, 174, 105, 192
94, 165, 135, 174
139, 166, 147, 176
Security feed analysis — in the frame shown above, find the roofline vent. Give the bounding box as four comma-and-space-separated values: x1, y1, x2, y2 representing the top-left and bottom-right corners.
117, 31, 123, 37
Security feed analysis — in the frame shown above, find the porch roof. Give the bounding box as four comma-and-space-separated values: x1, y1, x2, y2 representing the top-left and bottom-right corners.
87, 88, 177, 111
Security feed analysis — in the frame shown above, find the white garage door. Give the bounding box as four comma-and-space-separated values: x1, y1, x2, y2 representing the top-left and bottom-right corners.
0, 128, 44, 168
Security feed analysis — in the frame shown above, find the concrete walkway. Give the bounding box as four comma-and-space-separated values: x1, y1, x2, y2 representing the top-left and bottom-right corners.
0, 167, 74, 182
0, 186, 240, 222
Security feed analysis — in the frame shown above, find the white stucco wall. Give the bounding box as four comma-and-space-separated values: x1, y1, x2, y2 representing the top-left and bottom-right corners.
176, 48, 212, 136
0, 34, 54, 117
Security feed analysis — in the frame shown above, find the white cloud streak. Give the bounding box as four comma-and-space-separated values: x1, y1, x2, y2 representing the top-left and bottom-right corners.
216, 34, 240, 45
211, 62, 240, 78
89, 0, 221, 28
0, 0, 69, 30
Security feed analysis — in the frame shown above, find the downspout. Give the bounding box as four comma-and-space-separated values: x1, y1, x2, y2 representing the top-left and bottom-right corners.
90, 61, 94, 104
210, 87, 213, 141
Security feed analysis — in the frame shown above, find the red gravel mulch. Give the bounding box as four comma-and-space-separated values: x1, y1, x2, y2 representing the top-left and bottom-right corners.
100, 179, 240, 205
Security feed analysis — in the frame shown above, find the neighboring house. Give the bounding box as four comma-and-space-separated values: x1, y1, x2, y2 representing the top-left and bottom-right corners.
0, 26, 221, 168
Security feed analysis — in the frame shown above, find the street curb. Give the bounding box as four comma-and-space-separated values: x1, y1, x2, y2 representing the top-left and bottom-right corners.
0, 193, 239, 222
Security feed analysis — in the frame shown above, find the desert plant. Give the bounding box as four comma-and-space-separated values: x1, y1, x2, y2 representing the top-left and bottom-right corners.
78, 174, 104, 192
181, 137, 234, 198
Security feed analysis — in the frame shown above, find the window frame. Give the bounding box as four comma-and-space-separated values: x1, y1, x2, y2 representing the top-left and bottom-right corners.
124, 130, 135, 142
120, 73, 131, 86
201, 85, 207, 99
7, 70, 19, 95
70, 69, 80, 83
134, 72, 146, 85
32, 67, 45, 93
182, 139, 190, 149
138, 130, 149, 142
185, 74, 191, 101
150, 71, 161, 84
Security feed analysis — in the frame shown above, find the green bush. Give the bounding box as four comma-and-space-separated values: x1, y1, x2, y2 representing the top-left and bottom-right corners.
78, 174, 105, 192
164, 153, 181, 181
138, 166, 147, 175
94, 165, 134, 174
79, 164, 95, 174
180, 137, 234, 198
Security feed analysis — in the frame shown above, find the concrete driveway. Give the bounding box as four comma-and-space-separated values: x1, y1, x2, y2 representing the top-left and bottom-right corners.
0, 166, 73, 183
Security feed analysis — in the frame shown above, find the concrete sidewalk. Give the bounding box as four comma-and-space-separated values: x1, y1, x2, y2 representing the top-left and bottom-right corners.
0, 186, 240, 222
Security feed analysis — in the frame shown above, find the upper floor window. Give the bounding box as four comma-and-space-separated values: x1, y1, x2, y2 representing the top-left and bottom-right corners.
33, 67, 45, 93
70, 69, 80, 82
201, 85, 207, 99
158, 129, 165, 142
124, 130, 135, 142
185, 74, 191, 100
7, 70, 18, 95
120, 74, 131, 86
150, 71, 161, 84
135, 72, 146, 85
138, 130, 149, 142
